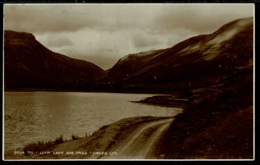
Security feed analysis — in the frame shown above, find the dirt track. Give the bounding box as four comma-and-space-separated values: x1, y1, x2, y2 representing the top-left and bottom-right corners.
101, 118, 173, 159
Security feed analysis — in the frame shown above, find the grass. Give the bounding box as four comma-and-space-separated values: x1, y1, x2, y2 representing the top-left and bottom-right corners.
23, 135, 64, 155
23, 134, 87, 155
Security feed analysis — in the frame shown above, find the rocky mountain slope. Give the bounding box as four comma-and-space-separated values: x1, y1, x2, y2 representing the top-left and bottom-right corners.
108, 17, 253, 92
4, 30, 107, 90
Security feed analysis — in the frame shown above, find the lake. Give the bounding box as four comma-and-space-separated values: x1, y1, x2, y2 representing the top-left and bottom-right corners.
4, 92, 182, 152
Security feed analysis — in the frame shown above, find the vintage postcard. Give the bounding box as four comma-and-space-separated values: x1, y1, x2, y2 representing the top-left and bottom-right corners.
3, 3, 254, 160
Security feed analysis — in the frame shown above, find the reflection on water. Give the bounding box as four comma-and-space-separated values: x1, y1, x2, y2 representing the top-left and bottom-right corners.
4, 92, 182, 151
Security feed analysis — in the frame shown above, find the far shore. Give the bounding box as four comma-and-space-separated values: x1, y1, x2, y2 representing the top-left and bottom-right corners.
4, 87, 190, 95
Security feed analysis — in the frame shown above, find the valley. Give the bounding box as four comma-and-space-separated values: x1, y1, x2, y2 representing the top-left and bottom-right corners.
3, 17, 254, 159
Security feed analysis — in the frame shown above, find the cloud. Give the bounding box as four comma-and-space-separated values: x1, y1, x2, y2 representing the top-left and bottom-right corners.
74, 55, 119, 70
45, 36, 73, 48
4, 5, 102, 33
150, 4, 254, 34
4, 4, 253, 35
4, 5, 150, 34
132, 32, 162, 48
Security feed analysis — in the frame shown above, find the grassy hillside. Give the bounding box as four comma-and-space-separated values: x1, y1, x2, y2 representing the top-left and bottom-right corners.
154, 71, 253, 159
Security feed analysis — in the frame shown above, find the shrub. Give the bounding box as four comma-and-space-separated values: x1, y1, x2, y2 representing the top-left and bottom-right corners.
71, 134, 79, 140
54, 135, 64, 144
23, 140, 54, 155
23, 135, 64, 155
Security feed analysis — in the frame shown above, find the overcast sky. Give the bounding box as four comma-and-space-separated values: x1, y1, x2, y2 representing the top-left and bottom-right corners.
4, 4, 254, 69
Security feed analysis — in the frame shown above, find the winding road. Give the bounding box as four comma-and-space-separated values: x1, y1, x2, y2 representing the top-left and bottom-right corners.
101, 118, 173, 159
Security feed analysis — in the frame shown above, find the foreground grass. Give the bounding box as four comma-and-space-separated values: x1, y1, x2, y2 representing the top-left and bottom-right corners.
23, 135, 65, 155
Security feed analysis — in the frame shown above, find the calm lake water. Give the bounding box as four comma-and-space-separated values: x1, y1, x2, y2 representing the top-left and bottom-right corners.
4, 92, 182, 151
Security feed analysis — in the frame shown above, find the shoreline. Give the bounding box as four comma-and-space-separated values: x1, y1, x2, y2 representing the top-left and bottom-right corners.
132, 95, 190, 109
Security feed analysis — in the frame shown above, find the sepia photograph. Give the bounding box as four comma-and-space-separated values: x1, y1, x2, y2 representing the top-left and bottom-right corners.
3, 3, 254, 160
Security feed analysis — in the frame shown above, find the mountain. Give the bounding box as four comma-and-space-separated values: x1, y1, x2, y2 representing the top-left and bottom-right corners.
4, 30, 107, 90
107, 49, 168, 81
4, 17, 253, 92
108, 17, 253, 92
155, 18, 253, 158
114, 17, 252, 158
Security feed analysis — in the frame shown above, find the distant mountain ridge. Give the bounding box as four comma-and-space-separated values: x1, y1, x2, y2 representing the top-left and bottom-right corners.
4, 30, 107, 89
107, 17, 253, 91
107, 49, 168, 81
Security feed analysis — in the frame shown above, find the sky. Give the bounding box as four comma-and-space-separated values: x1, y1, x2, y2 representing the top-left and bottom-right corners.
4, 4, 254, 69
